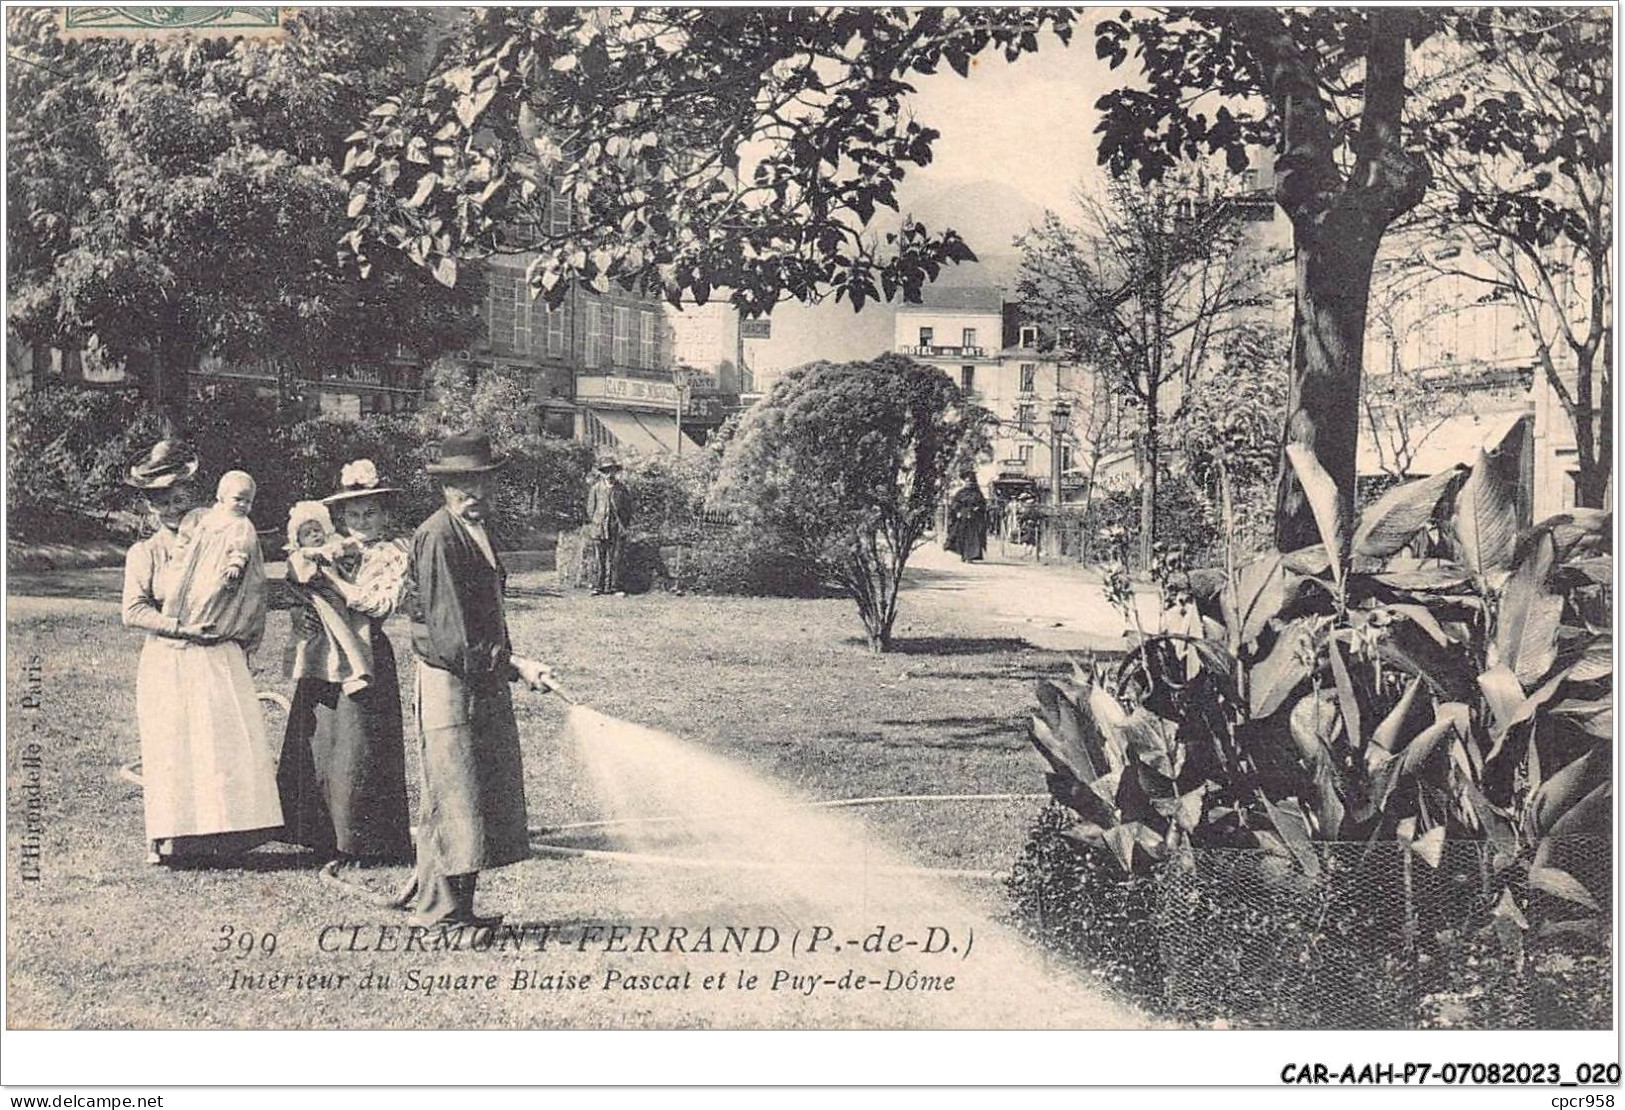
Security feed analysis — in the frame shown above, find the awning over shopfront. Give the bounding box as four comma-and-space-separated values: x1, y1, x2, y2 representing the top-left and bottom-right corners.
586, 408, 703, 455
630, 410, 703, 453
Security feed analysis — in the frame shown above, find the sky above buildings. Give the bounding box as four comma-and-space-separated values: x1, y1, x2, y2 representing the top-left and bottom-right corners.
751, 20, 1118, 380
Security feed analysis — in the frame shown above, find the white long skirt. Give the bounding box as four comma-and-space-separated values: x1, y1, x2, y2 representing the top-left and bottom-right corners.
136, 637, 283, 840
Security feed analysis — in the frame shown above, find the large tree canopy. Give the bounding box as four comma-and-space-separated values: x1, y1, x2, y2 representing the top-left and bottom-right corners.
339, 7, 1075, 316
1093, 8, 1439, 551
5, 8, 482, 424
1417, 8, 1612, 508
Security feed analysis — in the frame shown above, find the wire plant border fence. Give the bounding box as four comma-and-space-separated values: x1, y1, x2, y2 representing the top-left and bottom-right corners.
1008, 819, 1612, 1030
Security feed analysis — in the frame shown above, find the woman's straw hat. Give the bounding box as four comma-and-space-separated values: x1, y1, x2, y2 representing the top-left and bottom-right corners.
324, 458, 398, 505
125, 439, 200, 490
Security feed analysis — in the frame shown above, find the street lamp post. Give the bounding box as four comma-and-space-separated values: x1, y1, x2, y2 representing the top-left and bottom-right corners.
673, 368, 692, 458
1049, 399, 1072, 510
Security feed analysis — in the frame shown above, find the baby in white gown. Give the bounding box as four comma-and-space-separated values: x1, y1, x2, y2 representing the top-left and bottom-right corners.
162, 470, 267, 647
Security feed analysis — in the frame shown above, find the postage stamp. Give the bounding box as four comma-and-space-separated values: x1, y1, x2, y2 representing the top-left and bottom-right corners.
57, 6, 287, 40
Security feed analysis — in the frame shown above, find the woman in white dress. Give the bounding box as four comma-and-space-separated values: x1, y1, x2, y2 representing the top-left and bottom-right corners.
121, 440, 283, 865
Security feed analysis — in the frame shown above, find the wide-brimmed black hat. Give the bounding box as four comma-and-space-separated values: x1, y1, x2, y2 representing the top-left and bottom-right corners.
426, 430, 505, 474
125, 439, 200, 490
324, 458, 399, 505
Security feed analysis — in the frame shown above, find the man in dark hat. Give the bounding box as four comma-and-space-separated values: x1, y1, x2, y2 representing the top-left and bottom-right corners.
397, 430, 556, 927
585, 457, 633, 596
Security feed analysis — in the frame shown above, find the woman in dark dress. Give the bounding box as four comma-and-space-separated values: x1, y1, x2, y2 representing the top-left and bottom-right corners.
947, 470, 989, 563
277, 460, 413, 888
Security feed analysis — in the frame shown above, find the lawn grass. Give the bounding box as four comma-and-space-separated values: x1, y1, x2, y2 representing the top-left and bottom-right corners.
5, 568, 1093, 1029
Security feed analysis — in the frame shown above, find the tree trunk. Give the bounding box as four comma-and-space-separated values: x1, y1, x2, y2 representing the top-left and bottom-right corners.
1138, 397, 1159, 569
1570, 346, 1609, 509
1274, 213, 1382, 552
149, 330, 194, 432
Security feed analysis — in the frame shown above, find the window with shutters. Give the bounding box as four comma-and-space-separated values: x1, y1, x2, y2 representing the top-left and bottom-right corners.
486, 271, 525, 354
584, 302, 604, 367
512, 279, 531, 355
613, 306, 632, 365
543, 300, 565, 357
960, 365, 974, 391
1019, 363, 1037, 393
962, 327, 977, 348
639, 311, 656, 368
549, 190, 571, 238
1016, 403, 1035, 433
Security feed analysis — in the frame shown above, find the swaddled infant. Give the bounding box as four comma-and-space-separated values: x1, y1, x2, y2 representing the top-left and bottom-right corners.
281, 501, 371, 694
161, 470, 267, 647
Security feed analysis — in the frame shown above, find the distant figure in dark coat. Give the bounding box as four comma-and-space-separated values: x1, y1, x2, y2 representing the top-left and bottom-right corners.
586, 458, 633, 595
947, 470, 988, 563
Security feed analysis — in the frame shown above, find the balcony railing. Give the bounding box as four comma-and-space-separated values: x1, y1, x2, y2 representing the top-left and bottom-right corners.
899, 344, 987, 359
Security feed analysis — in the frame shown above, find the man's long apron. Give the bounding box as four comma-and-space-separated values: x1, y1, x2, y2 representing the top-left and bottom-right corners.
407, 660, 529, 914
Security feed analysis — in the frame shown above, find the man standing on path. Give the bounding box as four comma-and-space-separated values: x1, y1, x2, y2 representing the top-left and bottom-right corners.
586, 457, 633, 596
397, 430, 558, 927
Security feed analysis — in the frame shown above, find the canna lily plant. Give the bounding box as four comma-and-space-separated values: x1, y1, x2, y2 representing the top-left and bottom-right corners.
1031, 443, 1612, 940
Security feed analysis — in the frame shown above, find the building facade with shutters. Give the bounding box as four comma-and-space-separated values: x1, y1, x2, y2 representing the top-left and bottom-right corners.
894, 286, 1102, 500
477, 255, 702, 452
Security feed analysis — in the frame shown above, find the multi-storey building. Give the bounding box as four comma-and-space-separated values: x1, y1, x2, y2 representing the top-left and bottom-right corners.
478, 254, 700, 453
894, 286, 1104, 500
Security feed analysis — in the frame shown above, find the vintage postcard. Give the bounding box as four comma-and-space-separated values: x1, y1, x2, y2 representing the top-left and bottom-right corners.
3, 2, 1615, 1083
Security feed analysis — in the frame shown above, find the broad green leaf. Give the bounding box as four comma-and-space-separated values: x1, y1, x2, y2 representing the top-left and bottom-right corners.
1542, 508, 1613, 559
346, 189, 368, 218
1352, 465, 1466, 558
1311, 758, 1346, 839
1477, 664, 1525, 735
1450, 448, 1519, 581
1370, 676, 1423, 753
1226, 551, 1288, 645
1542, 779, 1611, 842
1401, 702, 1467, 777
432, 255, 458, 288
1248, 619, 1316, 719
1550, 697, 1613, 739
1564, 554, 1613, 584
1385, 603, 1453, 647
1175, 787, 1206, 833
1527, 866, 1602, 912
1282, 544, 1332, 577
1285, 443, 1344, 583
1376, 622, 1475, 701
1370, 562, 1471, 592
1526, 749, 1602, 838
1288, 690, 1341, 764
1103, 823, 1139, 872
1495, 528, 1562, 686
1260, 795, 1319, 877
1408, 825, 1446, 869
1567, 635, 1612, 683
1033, 681, 1108, 782
1326, 637, 1362, 744
1084, 685, 1136, 772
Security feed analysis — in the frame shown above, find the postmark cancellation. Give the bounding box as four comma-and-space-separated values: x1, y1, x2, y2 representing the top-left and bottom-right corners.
58, 6, 287, 41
